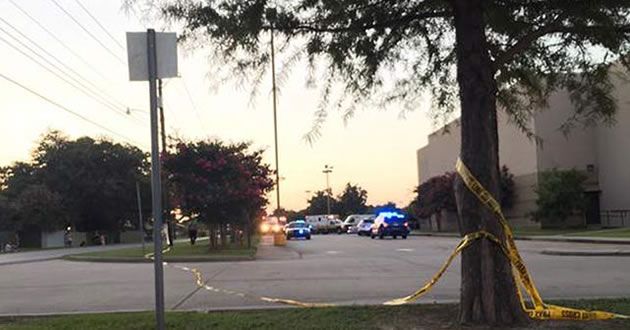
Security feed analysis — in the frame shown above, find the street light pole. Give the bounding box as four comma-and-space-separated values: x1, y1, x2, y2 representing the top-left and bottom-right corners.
270, 28, 281, 213
323, 165, 333, 215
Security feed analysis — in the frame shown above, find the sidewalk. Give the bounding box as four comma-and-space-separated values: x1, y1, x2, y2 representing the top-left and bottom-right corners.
0, 243, 139, 266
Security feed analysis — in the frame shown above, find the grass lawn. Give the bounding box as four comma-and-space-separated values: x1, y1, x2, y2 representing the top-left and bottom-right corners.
66, 236, 259, 261
510, 227, 590, 236
564, 228, 630, 238
1, 299, 629, 329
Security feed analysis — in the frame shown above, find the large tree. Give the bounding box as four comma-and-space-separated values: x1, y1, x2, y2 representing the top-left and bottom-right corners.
33, 132, 149, 232
336, 183, 368, 217
163, 140, 274, 248
305, 190, 336, 215
157, 0, 630, 325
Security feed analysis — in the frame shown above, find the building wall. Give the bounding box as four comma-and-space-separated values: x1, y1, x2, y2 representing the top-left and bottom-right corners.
597, 67, 630, 211
416, 146, 428, 184
41, 231, 64, 248
417, 113, 539, 227
533, 90, 598, 174
422, 120, 462, 179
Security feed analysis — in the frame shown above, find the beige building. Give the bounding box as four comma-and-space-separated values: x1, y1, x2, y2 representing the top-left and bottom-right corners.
417, 70, 630, 228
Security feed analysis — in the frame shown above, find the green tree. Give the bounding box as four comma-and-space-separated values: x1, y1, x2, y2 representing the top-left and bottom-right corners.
336, 183, 368, 218
9, 184, 67, 232
34, 132, 148, 232
533, 169, 587, 228
305, 190, 335, 215
158, 0, 630, 324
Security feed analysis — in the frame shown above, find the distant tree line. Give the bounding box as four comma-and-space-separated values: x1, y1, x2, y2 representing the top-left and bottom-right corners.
0, 131, 275, 250
273, 183, 403, 222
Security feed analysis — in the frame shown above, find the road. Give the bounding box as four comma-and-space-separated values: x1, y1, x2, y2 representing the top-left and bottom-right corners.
1, 235, 629, 315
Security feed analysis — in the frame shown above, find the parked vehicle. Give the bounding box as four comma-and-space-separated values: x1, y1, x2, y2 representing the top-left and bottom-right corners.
259, 216, 285, 235
342, 214, 375, 233
285, 220, 311, 240
370, 212, 409, 239
356, 218, 375, 236
305, 215, 342, 234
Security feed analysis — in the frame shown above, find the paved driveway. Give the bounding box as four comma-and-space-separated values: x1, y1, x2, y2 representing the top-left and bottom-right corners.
1, 235, 629, 315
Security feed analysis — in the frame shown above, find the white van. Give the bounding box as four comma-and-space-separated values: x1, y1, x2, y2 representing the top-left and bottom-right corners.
305, 215, 342, 234
342, 214, 375, 233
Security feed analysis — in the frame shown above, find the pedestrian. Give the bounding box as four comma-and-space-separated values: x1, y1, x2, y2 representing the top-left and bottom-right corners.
99, 233, 106, 246
64, 230, 73, 248
188, 220, 198, 245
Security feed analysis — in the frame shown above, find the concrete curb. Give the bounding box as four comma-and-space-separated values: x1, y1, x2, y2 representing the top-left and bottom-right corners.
540, 249, 630, 256
63, 254, 256, 263
0, 256, 60, 266
410, 232, 630, 245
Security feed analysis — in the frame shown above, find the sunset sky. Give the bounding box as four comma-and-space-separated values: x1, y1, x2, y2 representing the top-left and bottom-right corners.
0, 0, 446, 211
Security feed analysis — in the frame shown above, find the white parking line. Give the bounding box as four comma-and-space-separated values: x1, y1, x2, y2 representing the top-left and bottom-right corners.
326, 251, 340, 254
396, 248, 414, 252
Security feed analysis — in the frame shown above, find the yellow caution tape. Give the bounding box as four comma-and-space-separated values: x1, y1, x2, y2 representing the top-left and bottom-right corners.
141, 160, 628, 320
456, 158, 628, 320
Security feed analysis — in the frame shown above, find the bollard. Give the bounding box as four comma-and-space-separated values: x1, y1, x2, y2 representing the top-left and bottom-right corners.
273, 232, 287, 246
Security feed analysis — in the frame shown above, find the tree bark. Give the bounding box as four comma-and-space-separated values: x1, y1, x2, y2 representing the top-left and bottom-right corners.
220, 222, 227, 248
452, 0, 528, 325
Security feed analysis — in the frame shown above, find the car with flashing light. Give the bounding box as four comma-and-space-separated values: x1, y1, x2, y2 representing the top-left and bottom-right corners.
342, 214, 375, 233
259, 216, 285, 235
356, 218, 375, 236
284, 220, 311, 240
370, 212, 409, 239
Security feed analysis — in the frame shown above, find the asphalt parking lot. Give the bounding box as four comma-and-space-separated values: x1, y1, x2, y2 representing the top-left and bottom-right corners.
1, 234, 630, 315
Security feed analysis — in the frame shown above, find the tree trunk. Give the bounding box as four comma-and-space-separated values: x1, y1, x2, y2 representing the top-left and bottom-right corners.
246, 226, 252, 249
220, 223, 227, 248
452, 0, 528, 325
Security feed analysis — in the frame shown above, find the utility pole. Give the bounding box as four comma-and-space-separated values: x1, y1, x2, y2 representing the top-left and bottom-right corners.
270, 28, 281, 212
323, 165, 333, 215
158, 79, 173, 246
147, 28, 165, 330
136, 181, 145, 256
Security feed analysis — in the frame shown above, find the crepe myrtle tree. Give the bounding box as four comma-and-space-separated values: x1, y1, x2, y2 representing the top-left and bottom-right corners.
163, 140, 275, 248
146, 0, 630, 325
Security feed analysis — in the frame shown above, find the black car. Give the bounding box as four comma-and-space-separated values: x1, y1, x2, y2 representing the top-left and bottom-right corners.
370, 212, 409, 239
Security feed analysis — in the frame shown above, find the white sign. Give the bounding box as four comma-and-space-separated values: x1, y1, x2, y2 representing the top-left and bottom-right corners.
126, 32, 178, 81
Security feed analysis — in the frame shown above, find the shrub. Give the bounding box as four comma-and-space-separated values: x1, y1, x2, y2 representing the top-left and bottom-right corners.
533, 169, 587, 226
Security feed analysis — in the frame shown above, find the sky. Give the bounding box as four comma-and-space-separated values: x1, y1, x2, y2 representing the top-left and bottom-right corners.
0, 0, 440, 211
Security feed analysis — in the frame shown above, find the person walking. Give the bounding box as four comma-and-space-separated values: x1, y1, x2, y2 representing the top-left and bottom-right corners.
188, 220, 198, 245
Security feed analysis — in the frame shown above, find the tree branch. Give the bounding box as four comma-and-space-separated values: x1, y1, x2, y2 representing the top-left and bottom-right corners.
493, 14, 568, 71
494, 15, 630, 71
264, 10, 451, 34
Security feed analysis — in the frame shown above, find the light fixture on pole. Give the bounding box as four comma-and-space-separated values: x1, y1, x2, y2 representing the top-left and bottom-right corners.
322, 165, 333, 215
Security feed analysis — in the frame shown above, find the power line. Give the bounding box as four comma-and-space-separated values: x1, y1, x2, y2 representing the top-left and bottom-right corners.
0, 30, 136, 122
7, 0, 112, 81
179, 78, 208, 133
0, 17, 129, 111
47, 0, 126, 65
73, 0, 125, 50
0, 72, 143, 146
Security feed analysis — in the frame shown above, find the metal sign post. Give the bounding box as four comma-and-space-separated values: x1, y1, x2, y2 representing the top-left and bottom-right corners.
147, 28, 165, 330
127, 28, 177, 330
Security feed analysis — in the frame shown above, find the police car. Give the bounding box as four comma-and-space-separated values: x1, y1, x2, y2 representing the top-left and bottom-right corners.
370, 212, 409, 239
284, 220, 312, 240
